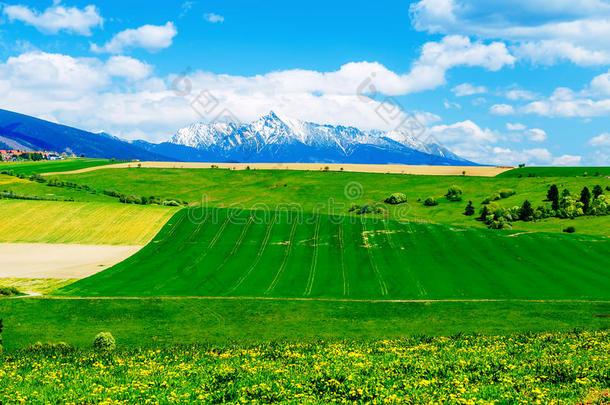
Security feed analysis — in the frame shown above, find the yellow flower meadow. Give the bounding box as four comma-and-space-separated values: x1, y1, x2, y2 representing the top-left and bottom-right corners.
1, 330, 609, 403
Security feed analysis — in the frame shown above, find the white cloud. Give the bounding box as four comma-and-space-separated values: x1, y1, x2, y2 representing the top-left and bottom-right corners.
506, 122, 526, 130
90, 22, 177, 54
590, 70, 610, 95
589, 132, 610, 147
525, 128, 547, 142
410, 0, 610, 66
451, 83, 487, 96
427, 120, 498, 143
505, 89, 537, 101
204, 13, 224, 23
489, 104, 515, 115
2, 3, 103, 35
104, 56, 153, 81
443, 100, 461, 109
552, 154, 582, 166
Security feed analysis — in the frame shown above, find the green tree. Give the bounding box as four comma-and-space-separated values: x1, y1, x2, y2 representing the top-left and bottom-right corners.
445, 185, 463, 202
479, 205, 490, 221
593, 185, 603, 199
464, 201, 475, 216
519, 200, 534, 221
562, 188, 571, 198
546, 184, 559, 211
580, 187, 592, 213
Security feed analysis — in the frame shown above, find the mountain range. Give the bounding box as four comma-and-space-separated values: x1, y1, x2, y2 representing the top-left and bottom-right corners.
0, 108, 478, 165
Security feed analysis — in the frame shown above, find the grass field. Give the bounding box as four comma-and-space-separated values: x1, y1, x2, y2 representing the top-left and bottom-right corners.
0, 200, 177, 245
2, 298, 610, 349
498, 166, 610, 178
54, 167, 610, 235
2, 330, 610, 403
0, 158, 119, 175
56, 207, 610, 299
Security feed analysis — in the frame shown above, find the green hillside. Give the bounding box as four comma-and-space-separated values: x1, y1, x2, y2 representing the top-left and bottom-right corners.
53, 167, 610, 235
498, 166, 610, 178
57, 207, 610, 299
0, 158, 119, 175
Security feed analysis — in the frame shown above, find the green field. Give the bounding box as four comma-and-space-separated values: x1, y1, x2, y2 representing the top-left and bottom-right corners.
498, 166, 610, 178
0, 200, 177, 245
2, 330, 610, 403
0, 158, 119, 175
57, 207, 610, 299
54, 167, 610, 235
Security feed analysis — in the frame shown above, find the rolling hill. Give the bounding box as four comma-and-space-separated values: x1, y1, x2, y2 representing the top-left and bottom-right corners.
56, 207, 610, 299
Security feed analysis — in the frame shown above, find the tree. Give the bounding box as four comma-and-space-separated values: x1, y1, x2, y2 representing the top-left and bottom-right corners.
464, 201, 475, 216
562, 188, 571, 198
546, 184, 559, 211
593, 185, 604, 199
445, 185, 463, 201
519, 200, 534, 221
580, 186, 592, 213
479, 205, 490, 221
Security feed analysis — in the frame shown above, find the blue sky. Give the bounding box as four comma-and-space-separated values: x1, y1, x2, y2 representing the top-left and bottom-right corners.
0, 0, 609, 165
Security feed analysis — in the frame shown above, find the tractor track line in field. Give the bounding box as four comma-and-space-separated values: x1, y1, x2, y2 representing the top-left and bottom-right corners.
196, 216, 254, 291
385, 220, 427, 297
304, 216, 320, 296
181, 216, 231, 274
226, 217, 276, 294
361, 218, 389, 296
31, 295, 610, 304
265, 220, 299, 295
338, 224, 349, 297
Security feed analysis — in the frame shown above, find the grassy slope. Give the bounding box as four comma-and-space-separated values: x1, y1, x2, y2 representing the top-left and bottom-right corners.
2, 298, 610, 349
55, 167, 610, 235
0, 200, 177, 245
57, 207, 610, 299
0, 158, 119, 175
498, 166, 610, 178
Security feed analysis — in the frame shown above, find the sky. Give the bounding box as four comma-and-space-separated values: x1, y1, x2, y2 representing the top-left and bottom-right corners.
0, 0, 609, 166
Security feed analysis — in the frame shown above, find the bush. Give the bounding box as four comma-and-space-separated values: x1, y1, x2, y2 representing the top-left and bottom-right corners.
499, 189, 516, 199
0, 285, 21, 296
464, 201, 475, 216
423, 197, 438, 206
384, 193, 407, 205
163, 200, 181, 206
349, 203, 386, 215
563, 226, 576, 233
24, 341, 73, 353
445, 185, 463, 202
93, 332, 116, 353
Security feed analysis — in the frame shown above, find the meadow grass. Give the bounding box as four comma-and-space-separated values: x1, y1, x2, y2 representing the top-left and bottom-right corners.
0, 158, 119, 175
2, 330, 610, 403
498, 166, 610, 178
2, 298, 610, 349
0, 278, 76, 295
0, 200, 177, 245
54, 167, 610, 235
56, 207, 610, 299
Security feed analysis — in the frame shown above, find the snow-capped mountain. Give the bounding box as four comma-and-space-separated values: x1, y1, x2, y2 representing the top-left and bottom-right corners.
165, 111, 475, 165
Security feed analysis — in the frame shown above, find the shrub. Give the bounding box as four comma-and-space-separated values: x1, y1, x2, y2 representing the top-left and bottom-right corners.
563, 226, 576, 234
464, 201, 475, 216
384, 193, 407, 205
0, 285, 21, 296
93, 332, 116, 353
423, 197, 438, 206
445, 185, 463, 202
499, 189, 516, 199
349, 203, 386, 215
163, 200, 181, 206
24, 341, 73, 353
481, 193, 501, 204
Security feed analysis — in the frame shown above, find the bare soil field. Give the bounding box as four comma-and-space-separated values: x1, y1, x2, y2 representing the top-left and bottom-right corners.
0, 244, 141, 279
43, 162, 512, 177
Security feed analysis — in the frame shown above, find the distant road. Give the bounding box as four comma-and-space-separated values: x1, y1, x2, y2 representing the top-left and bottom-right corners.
44, 162, 513, 177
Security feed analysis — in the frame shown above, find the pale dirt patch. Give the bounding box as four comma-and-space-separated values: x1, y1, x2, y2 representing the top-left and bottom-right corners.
0, 243, 142, 278
43, 162, 513, 177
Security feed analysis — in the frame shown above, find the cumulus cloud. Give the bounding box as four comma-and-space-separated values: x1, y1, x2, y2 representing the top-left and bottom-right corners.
204, 13, 224, 23
506, 122, 526, 130
2, 3, 103, 35
104, 56, 153, 81
588, 132, 610, 147
525, 128, 547, 142
409, 0, 610, 66
451, 83, 486, 96
91, 22, 177, 53
489, 104, 515, 115
552, 154, 582, 166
